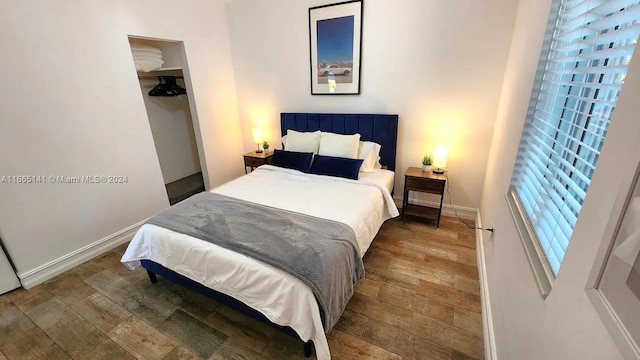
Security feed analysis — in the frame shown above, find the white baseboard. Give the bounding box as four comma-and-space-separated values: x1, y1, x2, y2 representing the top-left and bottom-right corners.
393, 196, 477, 220
18, 220, 145, 289
476, 212, 497, 360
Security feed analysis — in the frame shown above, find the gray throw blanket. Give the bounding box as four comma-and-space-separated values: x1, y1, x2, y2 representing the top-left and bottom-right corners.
146, 192, 364, 332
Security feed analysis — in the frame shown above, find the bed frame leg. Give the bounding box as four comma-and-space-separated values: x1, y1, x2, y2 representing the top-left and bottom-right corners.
146, 270, 158, 284
303, 341, 312, 357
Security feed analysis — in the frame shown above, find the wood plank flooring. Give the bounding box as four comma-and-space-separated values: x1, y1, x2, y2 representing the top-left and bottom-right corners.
0, 216, 483, 359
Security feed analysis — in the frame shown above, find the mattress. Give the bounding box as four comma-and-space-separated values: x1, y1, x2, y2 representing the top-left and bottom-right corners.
359, 168, 395, 194
121, 165, 398, 360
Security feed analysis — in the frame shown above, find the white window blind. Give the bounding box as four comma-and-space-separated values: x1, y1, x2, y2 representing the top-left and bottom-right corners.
510, 0, 640, 280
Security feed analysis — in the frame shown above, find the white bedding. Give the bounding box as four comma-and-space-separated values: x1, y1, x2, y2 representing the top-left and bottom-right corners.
121, 165, 398, 360
359, 168, 395, 194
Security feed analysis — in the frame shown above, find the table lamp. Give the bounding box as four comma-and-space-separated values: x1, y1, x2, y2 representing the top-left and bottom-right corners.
433, 145, 448, 174
252, 128, 263, 153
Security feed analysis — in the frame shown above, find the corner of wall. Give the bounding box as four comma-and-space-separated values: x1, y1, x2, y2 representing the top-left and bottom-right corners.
17, 220, 146, 289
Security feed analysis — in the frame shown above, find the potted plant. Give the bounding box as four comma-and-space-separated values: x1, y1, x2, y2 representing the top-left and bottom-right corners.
422, 154, 433, 171
262, 140, 270, 153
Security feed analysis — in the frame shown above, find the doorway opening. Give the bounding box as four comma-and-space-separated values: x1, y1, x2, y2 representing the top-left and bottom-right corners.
129, 36, 207, 205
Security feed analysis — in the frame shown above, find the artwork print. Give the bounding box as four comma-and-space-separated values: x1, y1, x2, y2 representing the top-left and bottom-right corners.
309, 1, 362, 95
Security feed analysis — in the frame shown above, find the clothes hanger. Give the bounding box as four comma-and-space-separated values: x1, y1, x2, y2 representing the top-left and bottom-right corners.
148, 76, 186, 97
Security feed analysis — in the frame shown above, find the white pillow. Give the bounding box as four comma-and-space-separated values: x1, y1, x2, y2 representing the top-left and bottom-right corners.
285, 130, 321, 153
358, 141, 382, 172
318, 132, 361, 159
374, 156, 382, 170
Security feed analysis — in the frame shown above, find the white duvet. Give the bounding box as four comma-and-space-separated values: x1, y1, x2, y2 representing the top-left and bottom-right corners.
121, 165, 398, 360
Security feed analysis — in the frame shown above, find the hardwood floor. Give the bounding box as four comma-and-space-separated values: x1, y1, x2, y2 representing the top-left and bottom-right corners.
0, 216, 483, 359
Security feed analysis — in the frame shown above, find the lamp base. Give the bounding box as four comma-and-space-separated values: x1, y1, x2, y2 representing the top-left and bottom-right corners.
255, 149, 263, 153
433, 168, 445, 174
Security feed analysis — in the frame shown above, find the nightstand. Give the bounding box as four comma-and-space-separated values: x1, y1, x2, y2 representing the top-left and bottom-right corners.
243, 151, 273, 174
402, 167, 448, 228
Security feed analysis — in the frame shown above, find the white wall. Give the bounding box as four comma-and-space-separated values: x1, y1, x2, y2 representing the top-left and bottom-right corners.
479, 0, 640, 358
225, 0, 519, 209
0, 247, 20, 295
0, 0, 243, 282
140, 78, 201, 184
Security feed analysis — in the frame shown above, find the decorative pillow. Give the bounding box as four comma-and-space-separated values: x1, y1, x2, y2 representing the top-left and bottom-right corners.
318, 132, 361, 159
270, 149, 313, 172
357, 141, 382, 172
308, 155, 364, 180
285, 130, 321, 154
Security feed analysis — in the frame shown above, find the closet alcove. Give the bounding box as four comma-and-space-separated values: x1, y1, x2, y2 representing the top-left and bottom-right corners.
129, 36, 205, 205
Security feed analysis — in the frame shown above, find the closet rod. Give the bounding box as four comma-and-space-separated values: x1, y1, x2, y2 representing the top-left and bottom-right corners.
138, 75, 184, 80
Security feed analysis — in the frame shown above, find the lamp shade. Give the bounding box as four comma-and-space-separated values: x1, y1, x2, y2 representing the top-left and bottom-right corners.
433, 145, 448, 169
252, 128, 263, 144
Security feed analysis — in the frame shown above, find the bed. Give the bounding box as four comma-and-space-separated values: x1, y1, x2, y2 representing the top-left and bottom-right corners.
121, 113, 399, 359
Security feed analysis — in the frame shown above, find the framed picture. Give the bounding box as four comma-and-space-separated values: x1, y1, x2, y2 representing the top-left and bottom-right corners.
587, 148, 640, 359
309, 0, 363, 95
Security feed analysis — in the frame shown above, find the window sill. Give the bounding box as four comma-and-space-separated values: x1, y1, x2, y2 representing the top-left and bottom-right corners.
506, 186, 554, 298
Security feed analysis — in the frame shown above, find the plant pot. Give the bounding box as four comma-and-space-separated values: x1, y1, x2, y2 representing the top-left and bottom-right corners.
422, 164, 432, 172
263, 147, 270, 153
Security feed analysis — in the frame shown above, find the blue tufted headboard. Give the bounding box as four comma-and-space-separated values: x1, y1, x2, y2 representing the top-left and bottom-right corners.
280, 113, 399, 172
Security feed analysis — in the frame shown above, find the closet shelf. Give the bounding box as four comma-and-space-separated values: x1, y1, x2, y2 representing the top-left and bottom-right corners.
144, 67, 182, 72
138, 67, 184, 80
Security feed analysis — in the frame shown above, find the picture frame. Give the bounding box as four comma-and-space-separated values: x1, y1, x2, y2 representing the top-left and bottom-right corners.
587, 141, 640, 359
309, 0, 363, 95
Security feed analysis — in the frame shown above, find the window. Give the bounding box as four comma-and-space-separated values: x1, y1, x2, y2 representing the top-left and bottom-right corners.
508, 0, 640, 296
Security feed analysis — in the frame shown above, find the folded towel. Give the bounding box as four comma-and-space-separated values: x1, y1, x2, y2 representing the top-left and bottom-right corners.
135, 58, 164, 65
132, 50, 163, 60
133, 54, 164, 63
135, 58, 163, 66
135, 59, 164, 72
133, 55, 163, 62
130, 44, 162, 55
136, 63, 161, 72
